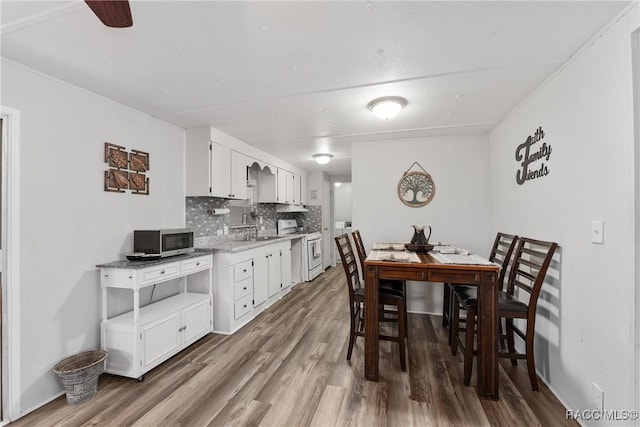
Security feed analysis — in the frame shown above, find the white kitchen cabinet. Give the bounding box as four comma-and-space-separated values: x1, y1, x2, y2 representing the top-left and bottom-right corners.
276, 168, 296, 204
98, 254, 213, 380
185, 130, 248, 199
230, 150, 249, 199
267, 249, 281, 298
212, 240, 292, 334
300, 175, 308, 205
293, 174, 301, 205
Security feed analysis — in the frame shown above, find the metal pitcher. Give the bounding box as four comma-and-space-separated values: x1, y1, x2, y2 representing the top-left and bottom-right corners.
411, 225, 432, 245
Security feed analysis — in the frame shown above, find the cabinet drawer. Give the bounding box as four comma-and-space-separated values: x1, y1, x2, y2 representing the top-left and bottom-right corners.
234, 294, 253, 320
377, 267, 425, 281
183, 256, 210, 274
427, 270, 480, 284
234, 260, 253, 283
234, 277, 253, 301
140, 262, 180, 285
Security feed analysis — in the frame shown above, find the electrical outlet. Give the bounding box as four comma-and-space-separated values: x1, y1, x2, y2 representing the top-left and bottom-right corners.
592, 383, 604, 410
591, 220, 604, 244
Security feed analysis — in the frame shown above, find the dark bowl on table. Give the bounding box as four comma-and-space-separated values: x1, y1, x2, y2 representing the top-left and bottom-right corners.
404, 243, 434, 253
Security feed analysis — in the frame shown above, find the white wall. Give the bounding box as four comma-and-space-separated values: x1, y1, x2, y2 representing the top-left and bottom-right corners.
352, 134, 491, 314
489, 5, 639, 422
1, 59, 186, 415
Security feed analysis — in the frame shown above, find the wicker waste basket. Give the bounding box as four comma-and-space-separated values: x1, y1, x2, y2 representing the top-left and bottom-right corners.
53, 350, 108, 405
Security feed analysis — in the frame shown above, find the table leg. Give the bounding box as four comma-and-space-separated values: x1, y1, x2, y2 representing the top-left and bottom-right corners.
364, 265, 380, 381
476, 270, 499, 399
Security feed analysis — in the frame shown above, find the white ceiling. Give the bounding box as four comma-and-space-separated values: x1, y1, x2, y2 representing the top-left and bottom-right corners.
1, 1, 631, 176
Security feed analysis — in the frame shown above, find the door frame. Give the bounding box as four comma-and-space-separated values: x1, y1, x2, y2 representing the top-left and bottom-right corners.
0, 106, 21, 422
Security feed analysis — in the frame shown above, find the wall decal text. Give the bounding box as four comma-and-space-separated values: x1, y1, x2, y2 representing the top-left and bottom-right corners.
515, 126, 552, 185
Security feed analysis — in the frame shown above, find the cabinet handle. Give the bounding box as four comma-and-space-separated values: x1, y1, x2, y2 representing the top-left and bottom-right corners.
129, 274, 133, 279
104, 273, 109, 278
243, 269, 247, 273
160, 270, 165, 275
196, 262, 200, 266
243, 304, 247, 308
243, 286, 247, 290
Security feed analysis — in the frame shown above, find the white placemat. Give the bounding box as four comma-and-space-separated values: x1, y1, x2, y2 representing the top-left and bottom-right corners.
372, 243, 406, 251
430, 252, 496, 266
369, 250, 421, 263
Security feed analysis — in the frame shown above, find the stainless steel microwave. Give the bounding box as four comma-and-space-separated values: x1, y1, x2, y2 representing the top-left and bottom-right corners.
133, 228, 194, 257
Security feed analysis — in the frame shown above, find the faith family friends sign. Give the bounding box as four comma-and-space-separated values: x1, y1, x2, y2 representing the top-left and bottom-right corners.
515, 126, 552, 185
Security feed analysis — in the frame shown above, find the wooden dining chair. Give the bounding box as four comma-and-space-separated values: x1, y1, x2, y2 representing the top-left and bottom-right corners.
351, 230, 408, 337
451, 237, 558, 391
335, 233, 407, 371
444, 232, 518, 345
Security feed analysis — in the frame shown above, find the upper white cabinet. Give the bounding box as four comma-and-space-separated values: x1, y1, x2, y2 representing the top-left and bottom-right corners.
300, 175, 308, 205
209, 141, 231, 198
186, 127, 306, 203
230, 150, 249, 199
185, 129, 248, 199
277, 168, 304, 205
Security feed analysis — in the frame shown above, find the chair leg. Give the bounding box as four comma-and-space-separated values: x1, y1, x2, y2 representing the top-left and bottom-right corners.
404, 284, 409, 340
463, 305, 476, 386
442, 283, 450, 328
347, 305, 358, 361
451, 294, 460, 356
526, 323, 539, 392
505, 318, 517, 366
498, 317, 507, 351
398, 299, 406, 372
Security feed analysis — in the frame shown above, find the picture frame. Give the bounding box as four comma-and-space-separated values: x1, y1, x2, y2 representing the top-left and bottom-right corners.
104, 143, 128, 169
129, 172, 149, 195
129, 149, 149, 172
104, 169, 129, 192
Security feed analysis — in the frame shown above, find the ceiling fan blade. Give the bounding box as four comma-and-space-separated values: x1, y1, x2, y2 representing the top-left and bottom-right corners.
85, 0, 133, 28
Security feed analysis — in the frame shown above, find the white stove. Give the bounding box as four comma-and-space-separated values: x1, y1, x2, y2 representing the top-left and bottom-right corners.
278, 220, 324, 281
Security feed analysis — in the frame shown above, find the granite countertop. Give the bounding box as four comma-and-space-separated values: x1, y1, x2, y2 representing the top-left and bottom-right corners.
195, 234, 301, 253
96, 252, 210, 269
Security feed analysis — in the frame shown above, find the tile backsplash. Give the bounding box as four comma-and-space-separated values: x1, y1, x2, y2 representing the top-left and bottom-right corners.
186, 197, 322, 238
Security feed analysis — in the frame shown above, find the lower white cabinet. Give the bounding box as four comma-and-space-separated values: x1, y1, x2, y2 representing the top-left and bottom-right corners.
213, 240, 292, 334
98, 254, 213, 380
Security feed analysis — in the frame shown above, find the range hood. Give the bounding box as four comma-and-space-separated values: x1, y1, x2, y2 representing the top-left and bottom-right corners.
276, 204, 308, 213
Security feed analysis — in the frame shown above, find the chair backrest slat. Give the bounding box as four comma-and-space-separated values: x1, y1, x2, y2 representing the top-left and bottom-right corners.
352, 230, 367, 276
488, 232, 519, 288
335, 234, 361, 299
505, 237, 558, 314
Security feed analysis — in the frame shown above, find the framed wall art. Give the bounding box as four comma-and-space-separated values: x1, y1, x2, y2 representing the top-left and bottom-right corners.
103, 142, 150, 195
104, 169, 129, 192
397, 162, 435, 207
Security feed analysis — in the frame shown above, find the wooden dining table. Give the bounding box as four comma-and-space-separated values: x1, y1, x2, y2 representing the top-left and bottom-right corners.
364, 248, 501, 400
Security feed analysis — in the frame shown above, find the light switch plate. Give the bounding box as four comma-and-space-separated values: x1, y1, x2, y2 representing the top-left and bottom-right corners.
591, 220, 604, 244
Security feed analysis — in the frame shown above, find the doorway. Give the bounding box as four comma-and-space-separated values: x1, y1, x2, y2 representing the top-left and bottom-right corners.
0, 106, 20, 423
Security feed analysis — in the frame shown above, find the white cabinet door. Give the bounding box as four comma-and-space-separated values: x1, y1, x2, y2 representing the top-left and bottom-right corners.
300, 175, 307, 205
276, 168, 287, 203
230, 150, 248, 200
182, 299, 211, 347
254, 255, 269, 306
293, 174, 301, 205
141, 312, 181, 371
281, 248, 292, 289
267, 251, 281, 297
210, 141, 231, 198
286, 172, 295, 204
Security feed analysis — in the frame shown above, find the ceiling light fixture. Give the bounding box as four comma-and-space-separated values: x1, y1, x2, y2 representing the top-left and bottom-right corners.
367, 96, 407, 120
334, 182, 342, 187
313, 153, 333, 165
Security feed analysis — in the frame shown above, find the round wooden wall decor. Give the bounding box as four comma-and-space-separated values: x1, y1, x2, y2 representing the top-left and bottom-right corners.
397, 164, 435, 207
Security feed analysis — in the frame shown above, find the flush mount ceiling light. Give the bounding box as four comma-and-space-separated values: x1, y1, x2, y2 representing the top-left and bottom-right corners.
367, 96, 408, 120
313, 153, 333, 165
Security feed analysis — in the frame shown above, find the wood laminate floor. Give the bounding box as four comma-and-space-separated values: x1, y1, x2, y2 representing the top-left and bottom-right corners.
13, 266, 577, 426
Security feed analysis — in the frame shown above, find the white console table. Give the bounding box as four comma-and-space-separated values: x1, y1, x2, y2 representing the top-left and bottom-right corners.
97, 253, 213, 380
